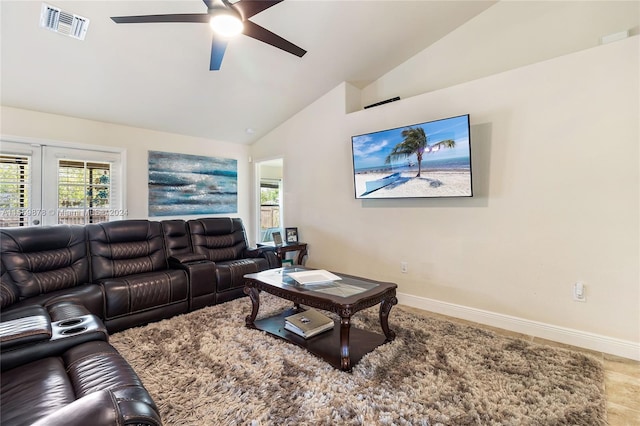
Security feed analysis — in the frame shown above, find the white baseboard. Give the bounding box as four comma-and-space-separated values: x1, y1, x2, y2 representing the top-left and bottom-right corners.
397, 292, 640, 361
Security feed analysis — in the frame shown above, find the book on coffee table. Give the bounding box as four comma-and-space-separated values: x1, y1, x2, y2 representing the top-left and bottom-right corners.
286, 269, 342, 285
284, 309, 334, 339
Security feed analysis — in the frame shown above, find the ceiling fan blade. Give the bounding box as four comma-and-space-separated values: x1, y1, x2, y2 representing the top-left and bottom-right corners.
243, 21, 306, 58
210, 38, 228, 70
111, 14, 210, 24
234, 0, 283, 19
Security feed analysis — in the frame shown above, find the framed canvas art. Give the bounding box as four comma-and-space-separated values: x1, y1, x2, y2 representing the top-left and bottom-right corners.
148, 151, 237, 216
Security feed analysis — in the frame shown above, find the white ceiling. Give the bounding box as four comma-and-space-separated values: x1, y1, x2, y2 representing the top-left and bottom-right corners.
0, 0, 496, 144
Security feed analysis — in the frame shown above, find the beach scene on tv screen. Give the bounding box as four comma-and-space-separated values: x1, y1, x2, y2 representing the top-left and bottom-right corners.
351, 115, 472, 199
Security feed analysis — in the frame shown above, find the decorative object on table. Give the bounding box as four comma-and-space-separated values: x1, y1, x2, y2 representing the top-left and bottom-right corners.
286, 269, 341, 285
284, 309, 334, 339
281, 259, 294, 267
272, 231, 283, 246
285, 227, 298, 243
148, 150, 237, 216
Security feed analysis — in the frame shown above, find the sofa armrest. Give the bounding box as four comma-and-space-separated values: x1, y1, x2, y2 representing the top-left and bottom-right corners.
1, 315, 109, 372
0, 315, 52, 350
168, 253, 208, 264
30, 389, 162, 426
244, 245, 276, 258
169, 259, 216, 311
244, 246, 279, 268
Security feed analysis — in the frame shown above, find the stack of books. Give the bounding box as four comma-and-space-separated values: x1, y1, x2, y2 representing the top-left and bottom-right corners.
284, 309, 334, 339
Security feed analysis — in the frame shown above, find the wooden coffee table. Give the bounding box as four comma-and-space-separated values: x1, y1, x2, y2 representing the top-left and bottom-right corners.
243, 268, 398, 371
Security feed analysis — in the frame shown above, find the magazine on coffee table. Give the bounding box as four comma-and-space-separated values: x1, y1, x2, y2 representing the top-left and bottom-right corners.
286, 269, 342, 285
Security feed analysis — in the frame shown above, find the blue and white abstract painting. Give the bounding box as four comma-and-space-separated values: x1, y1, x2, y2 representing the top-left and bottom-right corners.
148, 151, 237, 216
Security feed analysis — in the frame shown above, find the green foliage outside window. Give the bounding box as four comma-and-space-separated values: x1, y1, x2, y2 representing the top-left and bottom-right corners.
260, 187, 279, 205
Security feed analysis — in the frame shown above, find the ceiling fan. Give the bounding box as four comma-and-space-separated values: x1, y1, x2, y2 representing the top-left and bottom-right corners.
111, 0, 306, 71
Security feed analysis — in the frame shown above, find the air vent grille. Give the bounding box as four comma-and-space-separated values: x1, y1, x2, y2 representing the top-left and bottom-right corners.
40, 3, 89, 40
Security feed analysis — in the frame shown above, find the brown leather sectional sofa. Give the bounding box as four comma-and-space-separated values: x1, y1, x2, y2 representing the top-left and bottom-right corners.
0, 217, 278, 426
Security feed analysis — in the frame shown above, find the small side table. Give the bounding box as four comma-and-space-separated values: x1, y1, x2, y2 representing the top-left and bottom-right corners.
258, 242, 308, 266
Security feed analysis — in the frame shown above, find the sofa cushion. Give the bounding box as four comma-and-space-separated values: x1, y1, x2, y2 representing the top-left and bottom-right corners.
62, 341, 147, 398
99, 270, 188, 320
0, 272, 18, 308
162, 219, 193, 256
87, 220, 167, 281
0, 226, 89, 298
188, 218, 249, 262
1, 357, 75, 425
1, 284, 105, 319
46, 300, 91, 321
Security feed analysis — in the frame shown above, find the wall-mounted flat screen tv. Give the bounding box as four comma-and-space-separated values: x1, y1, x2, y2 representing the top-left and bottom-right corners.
351, 114, 472, 199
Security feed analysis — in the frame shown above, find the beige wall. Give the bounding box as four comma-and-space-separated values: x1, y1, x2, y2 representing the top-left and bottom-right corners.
0, 107, 252, 229
361, 0, 640, 108
251, 37, 639, 354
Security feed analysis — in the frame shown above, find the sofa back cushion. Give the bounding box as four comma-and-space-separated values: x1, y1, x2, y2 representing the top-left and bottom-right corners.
161, 220, 192, 257
0, 226, 89, 299
0, 262, 18, 308
187, 218, 248, 262
87, 220, 166, 280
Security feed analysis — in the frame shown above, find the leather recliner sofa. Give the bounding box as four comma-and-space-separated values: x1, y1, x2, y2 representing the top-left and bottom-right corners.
0, 225, 162, 425
1, 217, 276, 332
86, 220, 190, 333
187, 217, 279, 304
0, 216, 277, 425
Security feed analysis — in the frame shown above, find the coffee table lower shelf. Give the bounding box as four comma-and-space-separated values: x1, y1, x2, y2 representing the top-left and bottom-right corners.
250, 308, 388, 371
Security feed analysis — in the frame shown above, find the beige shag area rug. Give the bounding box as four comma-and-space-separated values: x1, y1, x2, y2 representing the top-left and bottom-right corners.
110, 294, 606, 425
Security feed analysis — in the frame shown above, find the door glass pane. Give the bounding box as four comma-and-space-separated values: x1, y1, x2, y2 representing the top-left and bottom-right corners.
260, 179, 281, 242
57, 159, 111, 224
0, 154, 31, 227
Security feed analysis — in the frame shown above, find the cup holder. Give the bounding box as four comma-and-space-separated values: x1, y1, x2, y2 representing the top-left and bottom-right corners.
51, 315, 104, 341
58, 318, 84, 327
60, 326, 87, 335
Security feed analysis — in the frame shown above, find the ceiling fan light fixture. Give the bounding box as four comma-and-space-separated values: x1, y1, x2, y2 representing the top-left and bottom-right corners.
209, 9, 243, 38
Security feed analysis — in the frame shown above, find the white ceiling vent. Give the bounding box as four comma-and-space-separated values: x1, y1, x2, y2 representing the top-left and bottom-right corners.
40, 3, 89, 40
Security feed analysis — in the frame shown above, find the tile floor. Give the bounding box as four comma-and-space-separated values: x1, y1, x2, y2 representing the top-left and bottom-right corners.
401, 306, 640, 425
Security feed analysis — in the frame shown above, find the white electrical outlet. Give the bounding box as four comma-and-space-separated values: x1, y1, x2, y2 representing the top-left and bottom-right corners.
400, 261, 408, 273
573, 282, 586, 302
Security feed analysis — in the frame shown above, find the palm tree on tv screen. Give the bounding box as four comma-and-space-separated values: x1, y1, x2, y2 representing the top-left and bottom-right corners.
384, 127, 455, 177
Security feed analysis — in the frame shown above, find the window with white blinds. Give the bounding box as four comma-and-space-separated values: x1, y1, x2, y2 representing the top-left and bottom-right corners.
57, 160, 113, 224
0, 154, 32, 227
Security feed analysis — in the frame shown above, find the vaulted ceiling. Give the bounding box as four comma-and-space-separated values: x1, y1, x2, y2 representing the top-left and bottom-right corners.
1, 0, 496, 144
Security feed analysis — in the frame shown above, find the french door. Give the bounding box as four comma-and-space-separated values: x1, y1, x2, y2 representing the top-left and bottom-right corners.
0, 140, 124, 227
